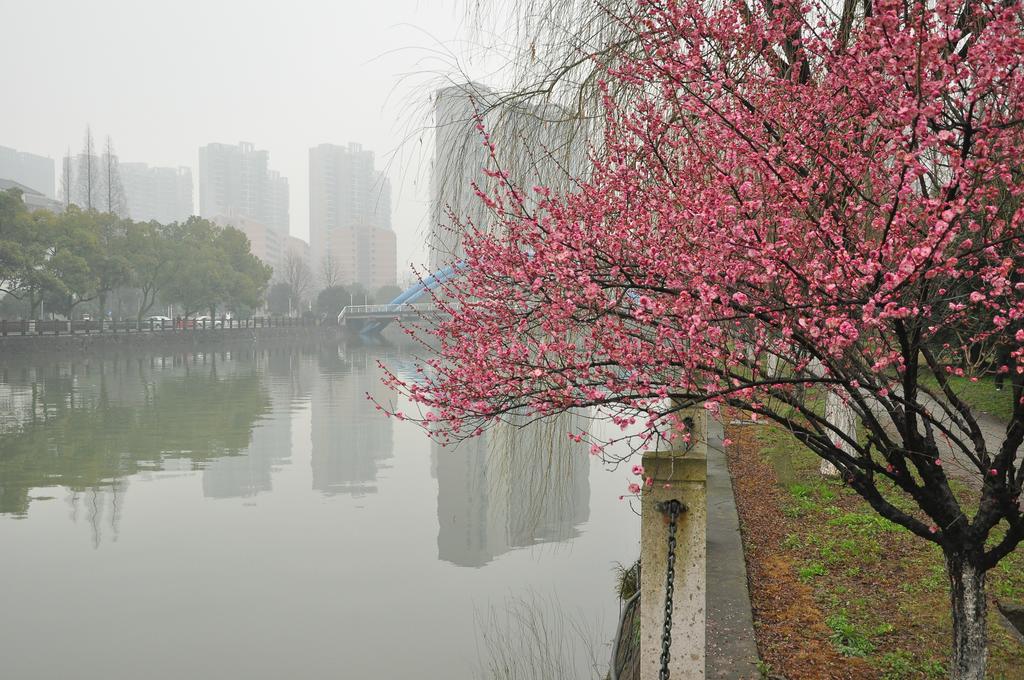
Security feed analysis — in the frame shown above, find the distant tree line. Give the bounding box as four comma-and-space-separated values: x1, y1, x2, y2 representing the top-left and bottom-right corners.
266, 279, 402, 318
266, 247, 403, 318
0, 188, 271, 320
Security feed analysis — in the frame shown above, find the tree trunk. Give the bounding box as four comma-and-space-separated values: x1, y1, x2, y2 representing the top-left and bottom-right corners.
945, 551, 987, 680
822, 390, 856, 478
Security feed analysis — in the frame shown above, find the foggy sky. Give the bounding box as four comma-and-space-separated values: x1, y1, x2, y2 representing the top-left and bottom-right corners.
2, 0, 492, 275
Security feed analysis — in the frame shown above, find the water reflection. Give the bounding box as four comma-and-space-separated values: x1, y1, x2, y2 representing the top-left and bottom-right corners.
202, 350, 304, 499
435, 413, 591, 567
0, 352, 270, 519
0, 343, 636, 680
311, 349, 393, 497
1, 346, 596, 560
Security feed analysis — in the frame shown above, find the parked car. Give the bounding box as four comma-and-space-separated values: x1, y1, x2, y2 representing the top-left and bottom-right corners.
194, 315, 223, 328
146, 315, 171, 322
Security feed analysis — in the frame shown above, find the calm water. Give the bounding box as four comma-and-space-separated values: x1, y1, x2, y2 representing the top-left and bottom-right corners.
0, 342, 638, 680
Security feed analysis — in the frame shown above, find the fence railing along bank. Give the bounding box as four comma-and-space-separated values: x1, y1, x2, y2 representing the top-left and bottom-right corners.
0, 316, 322, 337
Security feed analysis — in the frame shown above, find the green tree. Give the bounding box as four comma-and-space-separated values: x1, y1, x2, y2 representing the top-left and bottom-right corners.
0, 190, 59, 312
161, 218, 269, 318
161, 218, 221, 317
43, 206, 105, 317
124, 220, 175, 320
215, 226, 272, 316
90, 212, 132, 318
266, 282, 292, 315
0, 190, 35, 297
315, 285, 350, 318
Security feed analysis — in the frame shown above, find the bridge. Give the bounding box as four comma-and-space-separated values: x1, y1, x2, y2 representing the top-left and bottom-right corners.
343, 262, 465, 336
337, 303, 441, 326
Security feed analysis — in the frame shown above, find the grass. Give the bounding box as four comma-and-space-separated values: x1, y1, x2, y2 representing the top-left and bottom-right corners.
743, 422, 1024, 678
917, 372, 1016, 422
798, 561, 827, 583
826, 611, 876, 657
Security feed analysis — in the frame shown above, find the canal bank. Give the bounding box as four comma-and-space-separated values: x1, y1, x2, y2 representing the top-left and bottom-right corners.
0, 324, 343, 356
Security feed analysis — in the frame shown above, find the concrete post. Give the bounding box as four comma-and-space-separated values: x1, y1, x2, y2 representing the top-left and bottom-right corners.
640, 407, 707, 680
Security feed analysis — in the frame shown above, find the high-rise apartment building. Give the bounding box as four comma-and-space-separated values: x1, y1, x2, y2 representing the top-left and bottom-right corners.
429, 84, 584, 271
199, 142, 289, 273
309, 143, 395, 291
429, 84, 493, 271
120, 163, 193, 224
0, 145, 55, 198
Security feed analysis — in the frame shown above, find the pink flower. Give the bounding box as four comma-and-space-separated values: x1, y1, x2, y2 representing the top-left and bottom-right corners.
632, 464, 645, 476
929, 526, 939, 534
969, 291, 985, 303
989, 468, 999, 476
934, 458, 943, 466
628, 483, 642, 494
723, 438, 734, 446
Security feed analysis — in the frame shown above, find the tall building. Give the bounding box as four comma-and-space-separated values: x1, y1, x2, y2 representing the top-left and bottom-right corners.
0, 146, 55, 198
309, 142, 395, 291
199, 142, 289, 273
429, 84, 585, 271
120, 163, 193, 224
429, 83, 494, 271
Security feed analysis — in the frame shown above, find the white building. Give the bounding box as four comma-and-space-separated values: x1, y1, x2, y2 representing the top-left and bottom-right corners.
308, 142, 395, 290
0, 146, 55, 199
120, 163, 193, 224
0, 179, 63, 213
199, 142, 289, 272
429, 84, 584, 271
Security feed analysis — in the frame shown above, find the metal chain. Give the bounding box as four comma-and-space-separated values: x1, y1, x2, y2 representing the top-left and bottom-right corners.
658, 499, 685, 680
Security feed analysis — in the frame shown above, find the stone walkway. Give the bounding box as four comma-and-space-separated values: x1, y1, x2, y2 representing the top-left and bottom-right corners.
935, 408, 1008, 489
870, 392, 1010, 489
706, 418, 762, 678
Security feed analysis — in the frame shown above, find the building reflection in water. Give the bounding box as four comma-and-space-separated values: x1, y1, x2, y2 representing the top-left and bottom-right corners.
201, 349, 299, 499
434, 412, 591, 567
0, 343, 590, 559
309, 347, 393, 497
0, 350, 270, 542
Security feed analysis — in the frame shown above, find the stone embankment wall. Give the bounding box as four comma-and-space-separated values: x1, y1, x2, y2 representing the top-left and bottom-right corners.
0, 326, 341, 356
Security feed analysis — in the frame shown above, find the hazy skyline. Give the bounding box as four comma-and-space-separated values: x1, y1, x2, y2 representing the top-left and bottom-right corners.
2, 0, 492, 274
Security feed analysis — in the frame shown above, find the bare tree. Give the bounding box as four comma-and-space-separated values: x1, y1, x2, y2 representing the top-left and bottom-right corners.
319, 251, 340, 289
281, 250, 312, 313
101, 136, 127, 217
75, 126, 100, 210
60, 147, 73, 209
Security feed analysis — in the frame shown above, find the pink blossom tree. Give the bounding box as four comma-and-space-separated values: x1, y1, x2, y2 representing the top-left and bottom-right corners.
384, 0, 1024, 675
